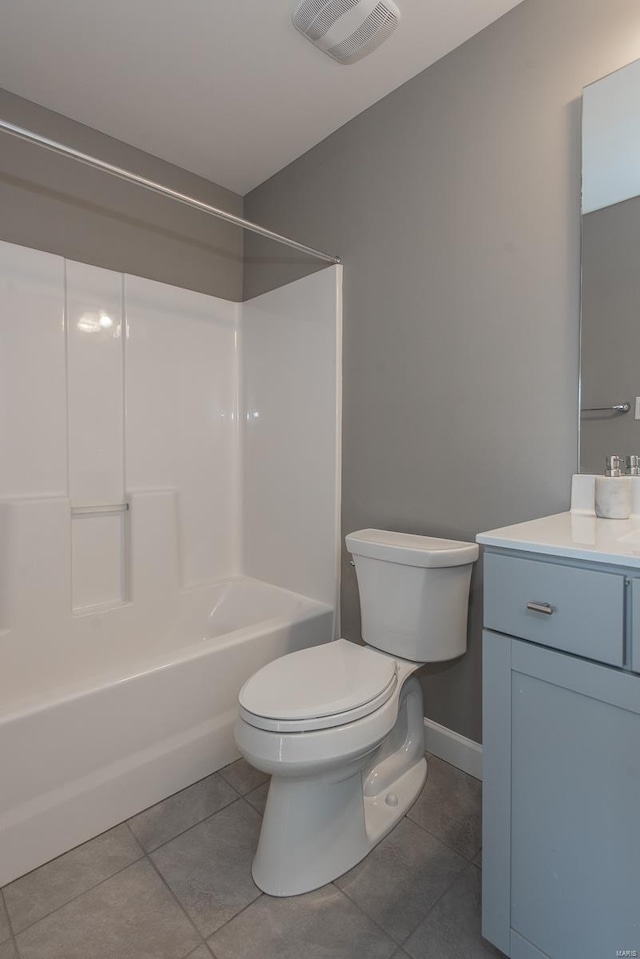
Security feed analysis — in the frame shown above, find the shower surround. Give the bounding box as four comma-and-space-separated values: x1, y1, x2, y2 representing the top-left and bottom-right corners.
0, 240, 341, 885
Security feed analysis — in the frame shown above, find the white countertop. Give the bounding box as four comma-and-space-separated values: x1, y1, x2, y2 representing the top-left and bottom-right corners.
477, 512, 640, 568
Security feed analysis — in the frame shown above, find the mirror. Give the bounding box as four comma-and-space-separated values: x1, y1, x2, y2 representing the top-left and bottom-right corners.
580, 58, 640, 473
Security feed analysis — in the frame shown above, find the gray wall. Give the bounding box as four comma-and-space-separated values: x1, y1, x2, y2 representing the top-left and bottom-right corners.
0, 88, 243, 300
244, 0, 640, 742
581, 196, 640, 473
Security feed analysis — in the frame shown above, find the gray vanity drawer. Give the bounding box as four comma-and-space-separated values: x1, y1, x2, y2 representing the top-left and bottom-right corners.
484, 553, 624, 666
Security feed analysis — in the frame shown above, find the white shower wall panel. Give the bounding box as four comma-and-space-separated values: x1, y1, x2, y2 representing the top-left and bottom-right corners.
242, 267, 342, 613
66, 260, 127, 609
0, 241, 67, 499
125, 276, 240, 586
0, 498, 71, 638
66, 260, 125, 508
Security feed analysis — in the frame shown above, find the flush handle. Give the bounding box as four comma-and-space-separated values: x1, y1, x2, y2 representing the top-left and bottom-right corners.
526, 601, 554, 615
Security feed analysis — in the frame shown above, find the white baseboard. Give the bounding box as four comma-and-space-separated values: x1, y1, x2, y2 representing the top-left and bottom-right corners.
423, 718, 482, 781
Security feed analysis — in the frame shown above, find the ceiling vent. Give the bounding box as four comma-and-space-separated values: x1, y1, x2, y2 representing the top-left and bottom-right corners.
292, 0, 401, 65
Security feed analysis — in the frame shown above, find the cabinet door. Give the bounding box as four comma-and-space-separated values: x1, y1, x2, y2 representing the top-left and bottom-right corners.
631, 578, 640, 674
483, 631, 640, 959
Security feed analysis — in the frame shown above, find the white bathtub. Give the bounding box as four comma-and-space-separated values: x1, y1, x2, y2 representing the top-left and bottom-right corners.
0, 576, 333, 885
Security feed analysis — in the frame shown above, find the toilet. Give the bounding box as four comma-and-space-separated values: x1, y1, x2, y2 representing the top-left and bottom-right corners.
234, 528, 479, 897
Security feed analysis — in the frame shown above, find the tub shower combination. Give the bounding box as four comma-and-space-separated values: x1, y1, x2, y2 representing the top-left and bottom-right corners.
0, 239, 341, 885
1, 569, 332, 885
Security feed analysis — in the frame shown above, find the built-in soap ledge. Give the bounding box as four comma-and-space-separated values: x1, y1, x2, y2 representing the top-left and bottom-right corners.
0, 491, 183, 627
71, 503, 129, 515
71, 490, 184, 613
571, 473, 640, 518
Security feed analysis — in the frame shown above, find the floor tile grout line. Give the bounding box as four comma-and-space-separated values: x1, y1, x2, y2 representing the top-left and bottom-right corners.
1, 845, 148, 940
219, 778, 268, 800
217, 773, 249, 799
127, 767, 246, 838
136, 792, 262, 857
240, 795, 264, 820
211, 942, 224, 959
398, 860, 480, 953
332, 811, 473, 953
128, 791, 243, 855
406, 753, 482, 862
244, 795, 265, 816
125, 763, 249, 846
0, 785, 253, 941
143, 849, 210, 951
204, 889, 264, 946
332, 880, 403, 950
1, 888, 16, 942
1, 886, 21, 959
334, 823, 469, 954
0, 888, 20, 959
127, 770, 235, 824
140, 802, 265, 947
404, 810, 482, 863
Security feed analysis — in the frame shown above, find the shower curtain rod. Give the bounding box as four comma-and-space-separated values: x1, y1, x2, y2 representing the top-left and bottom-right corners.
0, 119, 342, 266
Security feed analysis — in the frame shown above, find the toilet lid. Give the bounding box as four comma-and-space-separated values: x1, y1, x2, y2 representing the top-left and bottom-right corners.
239, 639, 397, 732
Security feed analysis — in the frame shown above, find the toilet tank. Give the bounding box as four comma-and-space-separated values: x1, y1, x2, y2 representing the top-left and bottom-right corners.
345, 529, 479, 663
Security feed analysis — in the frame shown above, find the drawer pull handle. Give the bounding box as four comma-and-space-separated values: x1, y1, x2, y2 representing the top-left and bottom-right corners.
526, 602, 554, 615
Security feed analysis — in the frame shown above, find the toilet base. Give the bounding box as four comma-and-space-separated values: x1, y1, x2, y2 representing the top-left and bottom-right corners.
251, 675, 427, 897
363, 755, 427, 846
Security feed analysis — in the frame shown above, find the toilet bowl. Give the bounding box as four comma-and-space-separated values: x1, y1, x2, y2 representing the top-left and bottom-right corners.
235, 529, 479, 897
235, 641, 426, 896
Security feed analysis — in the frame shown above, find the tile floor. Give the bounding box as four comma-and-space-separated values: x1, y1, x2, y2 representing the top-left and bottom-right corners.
0, 754, 503, 959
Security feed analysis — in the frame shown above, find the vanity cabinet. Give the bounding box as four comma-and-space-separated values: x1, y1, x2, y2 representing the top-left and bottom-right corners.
482, 550, 640, 959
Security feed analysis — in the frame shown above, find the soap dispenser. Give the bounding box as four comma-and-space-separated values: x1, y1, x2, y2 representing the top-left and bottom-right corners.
595, 455, 632, 519
626, 455, 640, 476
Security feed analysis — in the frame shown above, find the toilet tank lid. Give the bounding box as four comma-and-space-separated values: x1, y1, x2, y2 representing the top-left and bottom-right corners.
346, 529, 479, 568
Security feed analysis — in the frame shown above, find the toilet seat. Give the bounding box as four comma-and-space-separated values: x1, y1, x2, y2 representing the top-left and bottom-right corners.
238, 639, 398, 733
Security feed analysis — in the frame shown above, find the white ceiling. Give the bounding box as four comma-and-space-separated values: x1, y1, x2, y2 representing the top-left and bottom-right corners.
0, 0, 523, 195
